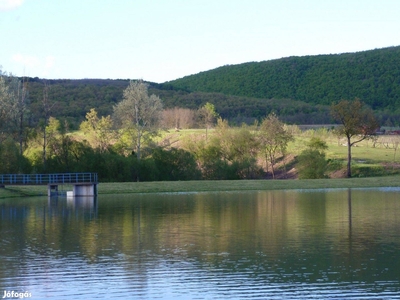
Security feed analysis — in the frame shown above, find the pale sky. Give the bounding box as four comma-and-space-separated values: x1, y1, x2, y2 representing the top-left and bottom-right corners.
1, 0, 400, 83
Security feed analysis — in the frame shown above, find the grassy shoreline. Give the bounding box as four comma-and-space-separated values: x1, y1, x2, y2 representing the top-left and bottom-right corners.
1, 176, 400, 198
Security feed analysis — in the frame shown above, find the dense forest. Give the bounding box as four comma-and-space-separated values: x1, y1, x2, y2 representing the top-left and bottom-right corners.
166, 46, 400, 125
18, 46, 400, 127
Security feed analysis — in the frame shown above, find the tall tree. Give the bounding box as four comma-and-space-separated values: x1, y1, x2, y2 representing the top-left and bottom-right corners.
199, 102, 218, 141
258, 113, 293, 179
80, 108, 114, 152
113, 81, 162, 180
331, 98, 379, 177
0, 75, 11, 143
41, 81, 56, 171
0, 74, 29, 153
8, 76, 29, 155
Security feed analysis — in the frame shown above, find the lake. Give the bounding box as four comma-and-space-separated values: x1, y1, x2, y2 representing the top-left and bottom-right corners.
1, 188, 400, 299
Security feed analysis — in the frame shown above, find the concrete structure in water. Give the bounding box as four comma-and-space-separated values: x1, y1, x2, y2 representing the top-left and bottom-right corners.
0, 173, 98, 197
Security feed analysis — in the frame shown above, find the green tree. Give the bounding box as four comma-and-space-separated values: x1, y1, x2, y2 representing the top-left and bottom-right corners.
0, 75, 11, 143
185, 119, 261, 179
214, 120, 261, 179
7, 76, 30, 155
297, 137, 328, 179
258, 113, 293, 179
113, 81, 163, 181
152, 147, 201, 181
331, 98, 379, 177
0, 138, 31, 174
40, 81, 56, 171
80, 108, 114, 152
0, 74, 30, 152
199, 102, 218, 141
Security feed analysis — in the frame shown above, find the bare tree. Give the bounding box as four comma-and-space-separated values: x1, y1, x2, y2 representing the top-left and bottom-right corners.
390, 134, 400, 162
179, 108, 196, 129
161, 107, 196, 129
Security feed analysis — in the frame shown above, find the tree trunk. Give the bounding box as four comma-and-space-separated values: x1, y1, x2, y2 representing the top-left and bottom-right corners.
347, 136, 352, 178
43, 126, 47, 171
136, 129, 141, 182
269, 154, 275, 179
265, 152, 269, 174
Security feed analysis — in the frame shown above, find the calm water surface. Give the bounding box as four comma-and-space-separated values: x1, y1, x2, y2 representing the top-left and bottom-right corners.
1, 188, 400, 299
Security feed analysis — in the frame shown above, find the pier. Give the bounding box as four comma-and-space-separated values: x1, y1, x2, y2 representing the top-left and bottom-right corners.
0, 173, 98, 197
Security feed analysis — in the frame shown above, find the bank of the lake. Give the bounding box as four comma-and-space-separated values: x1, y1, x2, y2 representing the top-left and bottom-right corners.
1, 175, 400, 198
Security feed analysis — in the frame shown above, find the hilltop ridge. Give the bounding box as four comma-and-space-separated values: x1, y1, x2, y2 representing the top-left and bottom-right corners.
20, 46, 400, 126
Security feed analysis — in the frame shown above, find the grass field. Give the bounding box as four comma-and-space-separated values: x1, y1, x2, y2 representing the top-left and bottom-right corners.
1, 176, 400, 199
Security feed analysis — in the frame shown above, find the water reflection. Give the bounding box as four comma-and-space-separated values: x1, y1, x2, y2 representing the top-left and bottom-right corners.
48, 196, 97, 219
1, 189, 400, 299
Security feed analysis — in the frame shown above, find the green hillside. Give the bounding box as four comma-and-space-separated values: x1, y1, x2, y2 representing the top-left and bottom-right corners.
166, 46, 400, 120
21, 46, 400, 126
25, 78, 328, 127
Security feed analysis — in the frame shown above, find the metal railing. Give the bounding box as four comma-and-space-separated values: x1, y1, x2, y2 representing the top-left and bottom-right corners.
0, 173, 98, 185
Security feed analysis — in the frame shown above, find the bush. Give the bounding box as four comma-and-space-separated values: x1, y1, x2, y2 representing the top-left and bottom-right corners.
152, 147, 201, 181
297, 149, 328, 179
0, 139, 31, 174
297, 137, 328, 179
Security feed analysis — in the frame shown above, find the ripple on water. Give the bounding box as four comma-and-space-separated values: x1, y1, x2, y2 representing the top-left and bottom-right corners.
2, 190, 400, 299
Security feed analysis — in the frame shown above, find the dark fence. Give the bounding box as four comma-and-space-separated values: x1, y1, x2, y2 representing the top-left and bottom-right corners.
0, 173, 98, 185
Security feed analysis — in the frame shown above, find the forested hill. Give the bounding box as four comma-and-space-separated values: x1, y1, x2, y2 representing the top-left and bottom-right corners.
166, 46, 400, 112
20, 46, 400, 127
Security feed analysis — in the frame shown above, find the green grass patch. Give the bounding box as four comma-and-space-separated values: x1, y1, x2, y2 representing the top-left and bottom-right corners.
72, 177, 400, 193
2, 176, 400, 199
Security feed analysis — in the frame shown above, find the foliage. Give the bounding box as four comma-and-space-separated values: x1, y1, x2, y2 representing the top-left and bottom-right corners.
151, 147, 201, 181
0, 138, 31, 174
113, 80, 163, 181
167, 46, 400, 122
183, 120, 263, 179
3, 52, 400, 182
199, 102, 218, 140
0, 75, 30, 152
1, 46, 398, 130
331, 98, 380, 177
80, 108, 114, 152
297, 137, 328, 179
258, 113, 294, 178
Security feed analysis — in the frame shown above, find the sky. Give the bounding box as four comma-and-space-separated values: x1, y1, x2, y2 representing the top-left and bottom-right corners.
1, 0, 400, 83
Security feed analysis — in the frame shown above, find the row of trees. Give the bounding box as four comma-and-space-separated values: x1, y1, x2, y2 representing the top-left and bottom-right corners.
1, 70, 380, 179
0, 76, 296, 180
